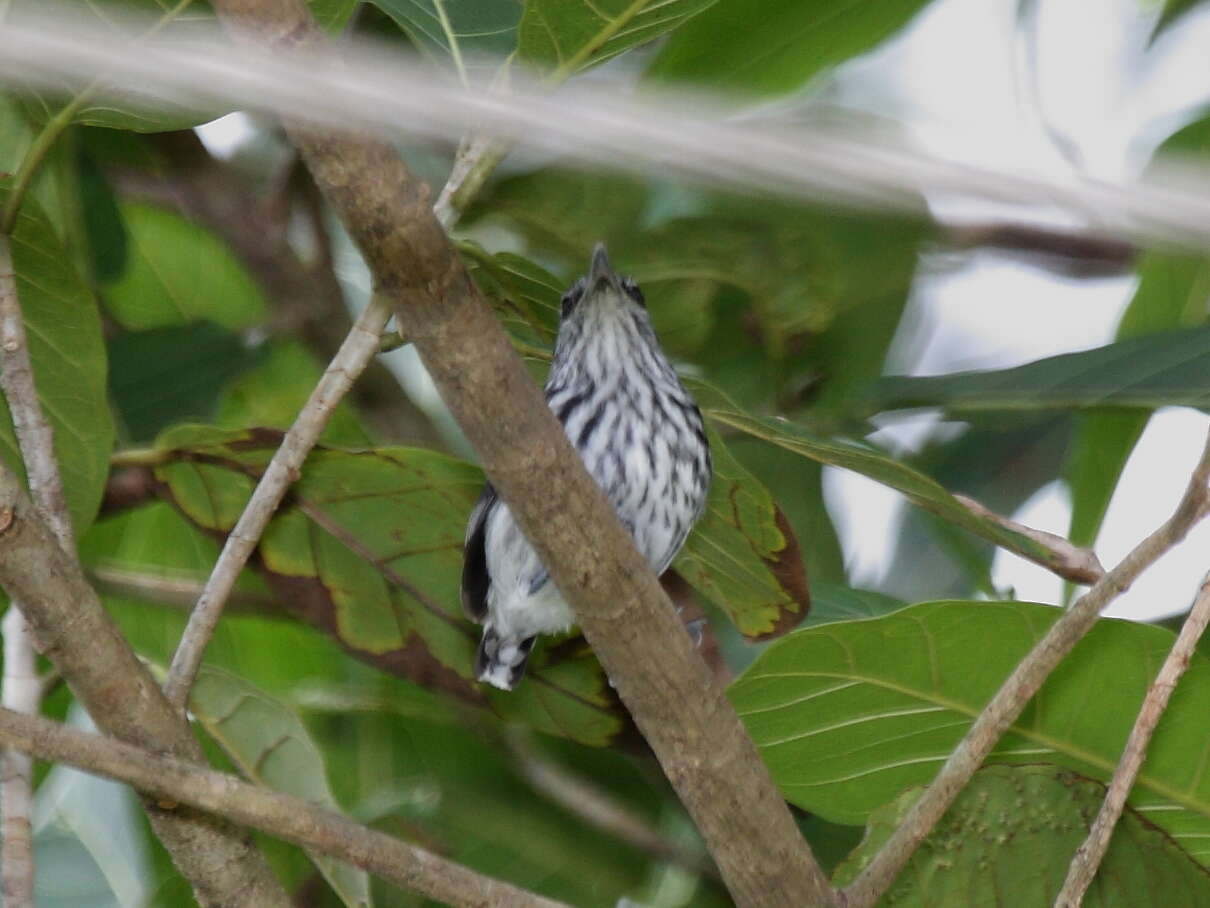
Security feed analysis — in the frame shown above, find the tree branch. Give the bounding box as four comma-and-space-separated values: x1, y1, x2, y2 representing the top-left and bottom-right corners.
1054, 571, 1210, 906
0, 705, 566, 908
0, 466, 291, 907
162, 295, 391, 706
0, 233, 42, 908
953, 494, 1105, 585
198, 1, 841, 903
844, 428, 1210, 908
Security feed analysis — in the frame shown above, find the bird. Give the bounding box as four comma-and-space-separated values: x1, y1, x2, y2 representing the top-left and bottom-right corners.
461, 244, 712, 690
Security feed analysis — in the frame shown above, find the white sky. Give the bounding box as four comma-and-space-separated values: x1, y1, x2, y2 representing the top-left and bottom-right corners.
196, 0, 1210, 622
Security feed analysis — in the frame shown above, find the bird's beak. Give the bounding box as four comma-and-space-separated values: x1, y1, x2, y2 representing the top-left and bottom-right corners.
588, 243, 621, 292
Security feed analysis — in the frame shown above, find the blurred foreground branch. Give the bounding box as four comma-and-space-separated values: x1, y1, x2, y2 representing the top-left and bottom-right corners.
3, 8, 1210, 250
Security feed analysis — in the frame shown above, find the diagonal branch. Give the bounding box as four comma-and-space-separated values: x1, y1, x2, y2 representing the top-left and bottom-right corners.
844, 428, 1210, 908
192, 1, 841, 903
162, 294, 392, 706
1054, 571, 1210, 906
0, 705, 566, 908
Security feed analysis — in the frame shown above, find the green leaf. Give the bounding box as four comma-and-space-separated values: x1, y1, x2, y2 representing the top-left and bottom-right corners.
647, 0, 934, 97
215, 341, 370, 446
372, 0, 521, 75
883, 415, 1071, 601
108, 322, 267, 443
805, 581, 903, 626
1065, 112, 1210, 550
872, 323, 1210, 413
14, 0, 223, 132
519, 0, 719, 77
833, 765, 1210, 905
729, 436, 846, 585
702, 403, 1059, 575
1152, 0, 1210, 39
0, 192, 113, 533
149, 426, 627, 746
731, 600, 1210, 866
103, 203, 268, 331
675, 426, 810, 639
189, 666, 371, 908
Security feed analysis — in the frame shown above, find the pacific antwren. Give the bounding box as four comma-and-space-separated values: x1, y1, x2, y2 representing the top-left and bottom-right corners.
461, 244, 712, 689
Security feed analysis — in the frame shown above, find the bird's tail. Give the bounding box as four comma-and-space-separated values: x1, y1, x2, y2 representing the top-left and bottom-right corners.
475, 623, 536, 690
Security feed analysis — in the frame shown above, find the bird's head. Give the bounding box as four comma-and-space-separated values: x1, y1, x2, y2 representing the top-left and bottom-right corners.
559, 243, 646, 325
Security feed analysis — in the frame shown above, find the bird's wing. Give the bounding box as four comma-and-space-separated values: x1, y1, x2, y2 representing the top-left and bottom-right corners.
460, 483, 497, 622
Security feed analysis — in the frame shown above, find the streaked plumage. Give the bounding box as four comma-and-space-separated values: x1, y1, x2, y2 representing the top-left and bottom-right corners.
462, 244, 711, 690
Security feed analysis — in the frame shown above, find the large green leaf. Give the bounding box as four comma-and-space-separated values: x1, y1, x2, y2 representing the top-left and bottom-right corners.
519, 0, 719, 77
189, 667, 371, 908
647, 0, 934, 97
0, 193, 113, 533
675, 425, 811, 639
731, 600, 1210, 866
372, 0, 521, 76
834, 765, 1210, 905
872, 323, 1210, 413
702, 404, 1062, 577
148, 425, 627, 746
102, 203, 268, 331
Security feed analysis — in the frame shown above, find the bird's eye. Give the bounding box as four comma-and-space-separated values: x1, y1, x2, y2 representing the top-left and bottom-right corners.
560, 280, 586, 319
621, 277, 646, 307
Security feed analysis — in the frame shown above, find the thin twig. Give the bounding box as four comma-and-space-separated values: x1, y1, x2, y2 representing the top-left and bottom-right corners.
506, 730, 720, 881
954, 494, 1105, 584
844, 428, 1210, 908
1054, 572, 1210, 906
162, 294, 391, 707
0, 705, 566, 908
433, 134, 509, 226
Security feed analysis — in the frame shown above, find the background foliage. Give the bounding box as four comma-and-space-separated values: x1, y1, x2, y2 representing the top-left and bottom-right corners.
6, 0, 1210, 905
